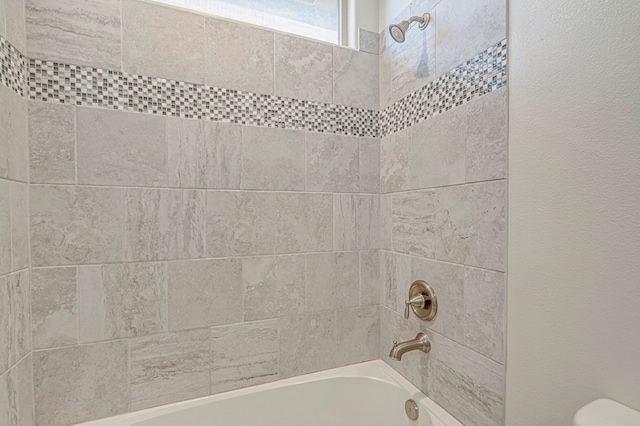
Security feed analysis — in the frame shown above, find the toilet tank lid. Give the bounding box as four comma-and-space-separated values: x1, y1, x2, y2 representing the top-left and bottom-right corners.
574, 399, 640, 426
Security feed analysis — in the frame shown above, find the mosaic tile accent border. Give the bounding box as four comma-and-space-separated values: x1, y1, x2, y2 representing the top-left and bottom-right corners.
0, 35, 506, 138
0, 36, 27, 97
380, 39, 507, 136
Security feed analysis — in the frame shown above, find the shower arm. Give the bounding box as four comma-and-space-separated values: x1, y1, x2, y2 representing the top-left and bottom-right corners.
409, 13, 430, 30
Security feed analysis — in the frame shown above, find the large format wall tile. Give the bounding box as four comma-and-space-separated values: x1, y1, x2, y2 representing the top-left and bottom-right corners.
28, 102, 75, 184
30, 185, 123, 266
242, 255, 305, 321
465, 89, 507, 182
412, 257, 465, 343
206, 191, 275, 257
9, 182, 28, 271
279, 312, 336, 378
427, 333, 505, 426
211, 320, 279, 393
33, 341, 129, 426
0, 354, 34, 426
3, 0, 25, 53
435, 0, 506, 76
78, 263, 168, 342
25, 0, 121, 69
0, 180, 10, 276
435, 181, 507, 271
409, 107, 466, 189
392, 190, 437, 257
168, 258, 242, 330
306, 132, 359, 193
381, 127, 410, 193
241, 126, 305, 191
205, 18, 274, 95
124, 189, 205, 261
122, 0, 204, 83
0, 86, 28, 182
77, 108, 167, 187
0, 271, 30, 375
275, 193, 333, 253
463, 266, 505, 363
334, 194, 380, 250
360, 250, 381, 306
31, 267, 77, 350
359, 138, 381, 193
381, 250, 411, 314
306, 252, 359, 312
130, 329, 210, 411
0, 364, 18, 426
274, 33, 333, 104
336, 306, 380, 366
167, 119, 242, 189
333, 47, 378, 110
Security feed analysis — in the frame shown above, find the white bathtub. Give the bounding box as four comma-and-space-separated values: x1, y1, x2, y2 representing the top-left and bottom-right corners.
76, 360, 462, 426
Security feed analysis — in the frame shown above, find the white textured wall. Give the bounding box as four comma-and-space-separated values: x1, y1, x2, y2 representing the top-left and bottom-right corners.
506, 1, 640, 424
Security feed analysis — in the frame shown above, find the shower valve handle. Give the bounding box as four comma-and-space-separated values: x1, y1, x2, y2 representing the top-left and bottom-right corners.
404, 295, 427, 319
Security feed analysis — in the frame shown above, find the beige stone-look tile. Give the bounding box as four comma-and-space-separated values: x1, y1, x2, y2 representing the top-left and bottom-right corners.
381, 127, 410, 193
167, 118, 242, 189
9, 182, 28, 271
279, 311, 336, 378
0, 0, 5, 39
30, 185, 123, 266
306, 252, 359, 313
211, 319, 279, 394
360, 250, 381, 306
435, 0, 506, 75
389, 10, 436, 102
130, 329, 210, 411
275, 192, 333, 253
380, 306, 427, 387
410, 107, 466, 189
358, 28, 379, 55
336, 306, 380, 366
435, 180, 507, 271
274, 33, 333, 103
381, 250, 411, 314
427, 333, 505, 426
0, 180, 10, 276
333, 47, 379, 110
168, 258, 242, 330
16, 354, 34, 426
31, 267, 77, 350
466, 89, 508, 182
206, 191, 275, 257
0, 86, 28, 182
392, 190, 438, 257
78, 262, 168, 343
412, 257, 465, 343
242, 255, 305, 321
306, 132, 359, 193
0, 363, 18, 426
25, 0, 121, 69
205, 18, 274, 94
359, 138, 380, 193
463, 266, 505, 363
0, 271, 30, 375
122, 0, 204, 83
334, 194, 380, 250
77, 108, 167, 187
124, 188, 205, 261
380, 194, 393, 250
28, 102, 75, 184
33, 341, 129, 426
241, 126, 305, 191
4, 0, 25, 53
379, 47, 392, 110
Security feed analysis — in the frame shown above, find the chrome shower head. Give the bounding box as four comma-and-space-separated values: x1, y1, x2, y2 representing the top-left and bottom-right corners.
388, 13, 430, 44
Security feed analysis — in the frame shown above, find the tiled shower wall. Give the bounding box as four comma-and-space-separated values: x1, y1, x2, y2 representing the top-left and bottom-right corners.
378, 0, 507, 425
0, 0, 34, 424
20, 0, 381, 425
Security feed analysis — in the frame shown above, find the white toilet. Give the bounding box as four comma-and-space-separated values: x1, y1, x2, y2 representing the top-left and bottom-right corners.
574, 399, 640, 426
